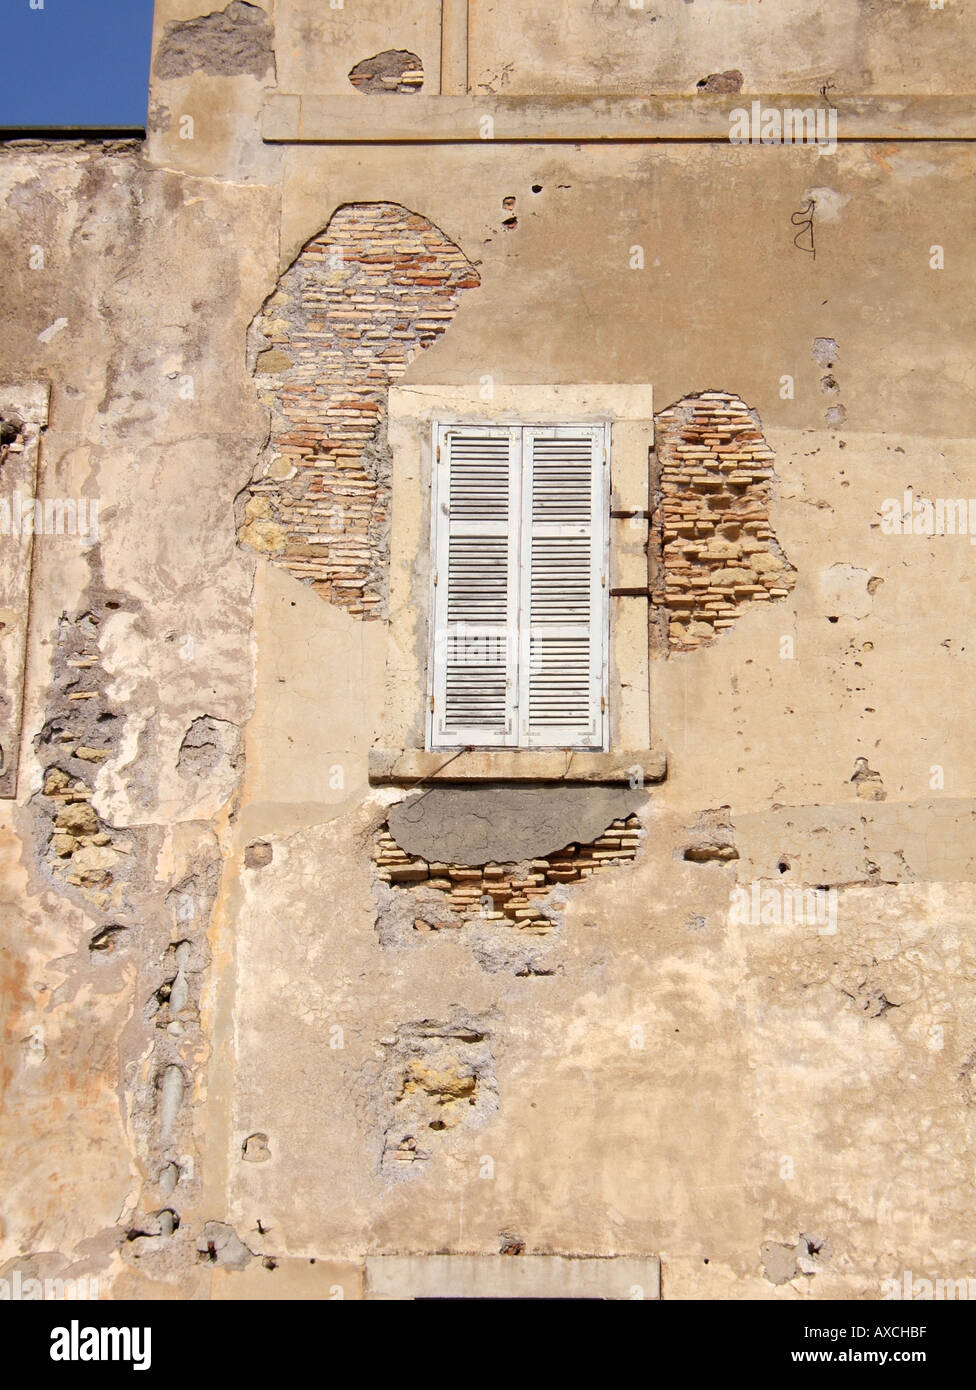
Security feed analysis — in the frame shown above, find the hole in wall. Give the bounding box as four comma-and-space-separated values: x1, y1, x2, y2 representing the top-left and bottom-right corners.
348, 49, 424, 94
0, 416, 23, 447
242, 1132, 271, 1162
89, 924, 128, 954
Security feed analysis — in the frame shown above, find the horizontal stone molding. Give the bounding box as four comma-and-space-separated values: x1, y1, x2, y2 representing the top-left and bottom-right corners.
263, 93, 976, 144
365, 1254, 661, 1300
369, 748, 666, 786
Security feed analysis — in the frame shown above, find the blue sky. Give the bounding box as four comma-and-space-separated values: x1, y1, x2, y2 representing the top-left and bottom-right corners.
0, 0, 155, 129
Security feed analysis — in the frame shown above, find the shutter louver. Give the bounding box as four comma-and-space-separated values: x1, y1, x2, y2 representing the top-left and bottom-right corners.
519, 426, 607, 749
429, 426, 521, 748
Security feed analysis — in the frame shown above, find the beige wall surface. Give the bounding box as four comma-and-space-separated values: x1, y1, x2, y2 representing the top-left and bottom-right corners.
1, 0, 975, 1303
466, 0, 975, 96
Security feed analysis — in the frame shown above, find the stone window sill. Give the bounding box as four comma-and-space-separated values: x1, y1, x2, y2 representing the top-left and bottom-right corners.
368, 748, 666, 786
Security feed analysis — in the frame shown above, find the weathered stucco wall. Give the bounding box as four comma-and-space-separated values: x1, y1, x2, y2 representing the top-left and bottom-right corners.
466, 0, 976, 97
2, 0, 976, 1301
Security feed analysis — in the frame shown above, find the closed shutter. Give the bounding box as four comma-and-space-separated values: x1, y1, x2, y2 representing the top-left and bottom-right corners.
428, 425, 521, 748
518, 425, 608, 749
428, 422, 608, 751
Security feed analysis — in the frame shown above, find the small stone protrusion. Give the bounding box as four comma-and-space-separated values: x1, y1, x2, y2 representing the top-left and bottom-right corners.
696, 70, 744, 93
244, 840, 273, 869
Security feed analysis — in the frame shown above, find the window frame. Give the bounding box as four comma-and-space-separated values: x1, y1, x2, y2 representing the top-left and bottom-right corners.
372, 382, 657, 787
425, 418, 611, 754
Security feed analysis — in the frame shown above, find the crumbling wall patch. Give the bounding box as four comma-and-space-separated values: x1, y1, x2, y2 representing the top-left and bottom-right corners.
374, 808, 645, 956
239, 202, 480, 617
154, 2, 274, 80
651, 391, 796, 653
27, 558, 234, 1282
373, 1020, 498, 1176
33, 597, 138, 907
348, 51, 424, 94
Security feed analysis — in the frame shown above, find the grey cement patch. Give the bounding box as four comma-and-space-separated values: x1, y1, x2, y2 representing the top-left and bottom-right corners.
761, 1240, 799, 1285
197, 1221, 253, 1269
697, 70, 744, 93
811, 336, 839, 368
387, 786, 646, 865
177, 715, 243, 788
154, 2, 274, 80
762, 1234, 829, 1284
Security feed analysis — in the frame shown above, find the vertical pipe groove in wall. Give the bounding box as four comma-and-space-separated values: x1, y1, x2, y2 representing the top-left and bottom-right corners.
440, 0, 469, 95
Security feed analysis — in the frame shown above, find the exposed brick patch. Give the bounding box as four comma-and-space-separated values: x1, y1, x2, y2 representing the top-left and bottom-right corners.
651, 391, 796, 653
240, 203, 480, 617
349, 50, 424, 94
374, 814, 643, 932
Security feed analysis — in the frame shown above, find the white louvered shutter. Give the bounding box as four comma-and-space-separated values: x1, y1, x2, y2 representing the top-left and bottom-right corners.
518, 425, 608, 749
428, 425, 522, 748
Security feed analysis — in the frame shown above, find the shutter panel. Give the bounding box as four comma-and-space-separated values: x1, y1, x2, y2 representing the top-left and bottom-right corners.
428, 425, 521, 748
518, 425, 608, 749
